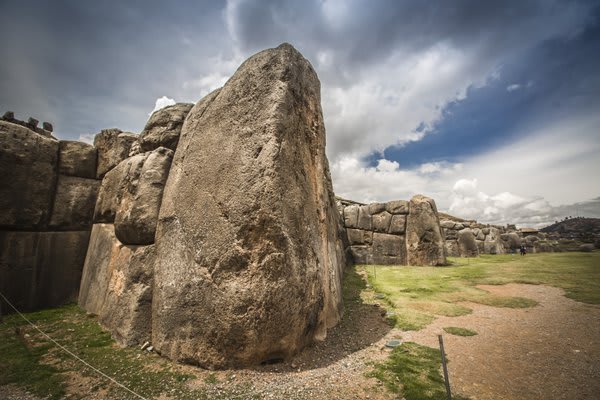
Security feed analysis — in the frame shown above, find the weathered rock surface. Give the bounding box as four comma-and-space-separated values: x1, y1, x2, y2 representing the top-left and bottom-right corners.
114, 147, 173, 245
139, 103, 194, 152
343, 205, 359, 228
385, 200, 409, 215
94, 129, 137, 178
152, 43, 346, 368
58, 140, 97, 178
49, 176, 101, 230
372, 233, 405, 264
389, 214, 406, 234
458, 229, 479, 257
501, 232, 522, 251
405, 195, 446, 266
445, 240, 460, 257
346, 228, 373, 246
93, 160, 129, 223
0, 121, 58, 228
94, 147, 172, 244
372, 211, 392, 233
78, 224, 154, 346
1, 230, 90, 311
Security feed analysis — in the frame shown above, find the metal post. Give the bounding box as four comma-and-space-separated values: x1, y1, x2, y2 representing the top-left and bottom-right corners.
438, 334, 452, 400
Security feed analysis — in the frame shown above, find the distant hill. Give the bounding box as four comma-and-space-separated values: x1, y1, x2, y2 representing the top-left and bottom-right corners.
540, 217, 600, 240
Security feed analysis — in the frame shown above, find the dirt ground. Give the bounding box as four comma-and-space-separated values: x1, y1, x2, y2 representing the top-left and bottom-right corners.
2, 283, 599, 399
404, 284, 600, 400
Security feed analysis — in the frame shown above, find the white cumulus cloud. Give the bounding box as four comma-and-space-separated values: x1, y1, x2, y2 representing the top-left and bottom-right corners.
150, 96, 176, 115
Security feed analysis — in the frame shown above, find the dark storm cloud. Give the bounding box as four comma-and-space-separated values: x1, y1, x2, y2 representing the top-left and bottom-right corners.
0, 0, 228, 139
227, 0, 593, 80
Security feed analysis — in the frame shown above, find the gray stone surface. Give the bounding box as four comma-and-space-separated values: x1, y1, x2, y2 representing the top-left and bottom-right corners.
369, 202, 386, 215
405, 195, 446, 266
346, 228, 372, 245
389, 214, 406, 234
78, 224, 154, 346
440, 220, 456, 229
458, 229, 479, 257
152, 43, 346, 368
58, 140, 97, 178
372, 233, 405, 265
114, 147, 173, 245
1, 230, 90, 311
343, 205, 359, 229
385, 200, 409, 215
49, 175, 100, 230
445, 240, 460, 257
501, 232, 522, 252
93, 160, 129, 223
357, 205, 372, 230
372, 211, 392, 233
139, 103, 194, 152
0, 121, 58, 228
94, 129, 137, 178
349, 245, 370, 264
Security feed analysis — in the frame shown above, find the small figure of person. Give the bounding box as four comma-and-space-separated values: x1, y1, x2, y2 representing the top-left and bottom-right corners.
520, 244, 526, 256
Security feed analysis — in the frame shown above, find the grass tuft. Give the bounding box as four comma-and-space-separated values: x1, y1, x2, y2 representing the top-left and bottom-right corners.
443, 327, 477, 336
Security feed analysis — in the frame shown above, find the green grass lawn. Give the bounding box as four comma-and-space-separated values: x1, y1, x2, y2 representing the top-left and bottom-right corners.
362, 252, 600, 331
0, 305, 224, 400
364, 251, 599, 400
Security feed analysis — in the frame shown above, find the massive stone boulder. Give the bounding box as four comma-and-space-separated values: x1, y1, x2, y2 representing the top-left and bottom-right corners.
152, 43, 346, 368
139, 103, 194, 152
0, 121, 58, 228
78, 224, 154, 346
405, 195, 446, 266
94, 129, 137, 178
49, 176, 101, 230
58, 140, 97, 179
458, 229, 479, 257
1, 230, 90, 311
114, 147, 173, 245
93, 147, 173, 244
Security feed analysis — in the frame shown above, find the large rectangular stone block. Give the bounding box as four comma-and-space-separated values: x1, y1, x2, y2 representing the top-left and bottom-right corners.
343, 205, 359, 228
58, 140, 97, 178
372, 233, 406, 265
78, 223, 154, 346
0, 230, 90, 312
357, 205, 372, 230
49, 175, 101, 230
349, 245, 370, 264
346, 228, 373, 245
388, 214, 406, 234
0, 121, 58, 229
372, 211, 392, 233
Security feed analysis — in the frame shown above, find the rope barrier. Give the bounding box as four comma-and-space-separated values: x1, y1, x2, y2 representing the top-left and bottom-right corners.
0, 291, 149, 400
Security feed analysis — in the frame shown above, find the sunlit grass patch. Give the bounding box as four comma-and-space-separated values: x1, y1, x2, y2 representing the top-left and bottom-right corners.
368, 342, 470, 400
361, 252, 600, 332
443, 327, 477, 336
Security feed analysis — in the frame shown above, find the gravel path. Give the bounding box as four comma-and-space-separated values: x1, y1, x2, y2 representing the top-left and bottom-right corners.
403, 284, 600, 400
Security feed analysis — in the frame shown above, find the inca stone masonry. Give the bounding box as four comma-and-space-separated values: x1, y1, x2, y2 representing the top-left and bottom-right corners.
0, 43, 558, 368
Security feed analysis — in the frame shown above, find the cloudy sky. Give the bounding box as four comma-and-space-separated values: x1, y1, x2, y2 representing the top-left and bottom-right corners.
2, 0, 599, 227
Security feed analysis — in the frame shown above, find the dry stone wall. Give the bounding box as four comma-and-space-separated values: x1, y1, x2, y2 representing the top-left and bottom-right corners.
339, 195, 446, 266
0, 119, 101, 311
77, 44, 347, 369
440, 215, 559, 257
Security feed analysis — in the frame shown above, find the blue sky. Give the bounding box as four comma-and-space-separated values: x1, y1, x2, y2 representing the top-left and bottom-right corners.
1, 0, 599, 227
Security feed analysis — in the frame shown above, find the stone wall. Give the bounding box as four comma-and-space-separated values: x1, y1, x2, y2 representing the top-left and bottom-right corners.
77, 44, 348, 369
339, 195, 446, 266
439, 215, 559, 257
0, 118, 103, 312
